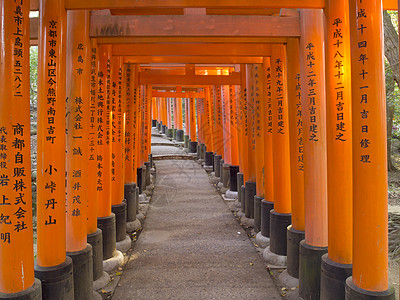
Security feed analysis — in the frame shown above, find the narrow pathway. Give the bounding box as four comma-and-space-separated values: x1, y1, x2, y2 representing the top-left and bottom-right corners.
113, 159, 282, 299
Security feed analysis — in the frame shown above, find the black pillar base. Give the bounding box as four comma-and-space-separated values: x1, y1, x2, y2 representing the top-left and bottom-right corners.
299, 240, 328, 300
97, 214, 116, 260
124, 183, 137, 222
148, 153, 153, 168
152, 119, 157, 127
237, 173, 244, 203
162, 125, 167, 134
245, 181, 256, 219
0, 278, 42, 299
141, 167, 146, 192
321, 254, 352, 300
172, 128, 177, 140
144, 162, 151, 186
34, 257, 74, 300
184, 135, 190, 148
87, 228, 103, 281
176, 129, 184, 142
196, 144, 201, 159
270, 210, 291, 256
189, 141, 198, 153
229, 165, 239, 191
135, 186, 139, 214
205, 151, 213, 166
67, 244, 93, 300
261, 200, 274, 237
137, 167, 143, 194
219, 159, 224, 183
166, 128, 173, 138
112, 203, 127, 242
158, 121, 162, 132
241, 185, 246, 213
287, 226, 305, 279
200, 144, 206, 160
222, 164, 230, 188
345, 277, 395, 300
254, 196, 263, 232
214, 155, 222, 177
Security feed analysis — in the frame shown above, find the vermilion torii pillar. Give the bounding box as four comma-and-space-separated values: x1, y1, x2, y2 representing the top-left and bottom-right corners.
124, 64, 140, 233
96, 44, 116, 262
226, 85, 240, 196
65, 10, 94, 299
286, 38, 305, 279
253, 64, 265, 232
35, 0, 74, 298
222, 85, 231, 165
188, 97, 197, 153
298, 9, 328, 300
321, 1, 353, 298
266, 45, 292, 263
88, 38, 106, 284
239, 66, 249, 213
261, 58, 275, 240
184, 98, 190, 146
111, 56, 128, 251
244, 65, 257, 220
152, 97, 157, 128
214, 86, 224, 158
0, 0, 42, 298
346, 0, 395, 298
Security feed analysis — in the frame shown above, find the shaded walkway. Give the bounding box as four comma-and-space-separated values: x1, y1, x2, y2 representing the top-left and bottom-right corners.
113, 158, 282, 299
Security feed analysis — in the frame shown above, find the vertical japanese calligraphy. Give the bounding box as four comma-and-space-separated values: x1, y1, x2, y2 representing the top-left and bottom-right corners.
36, 0, 67, 267
65, 10, 90, 252
0, 0, 35, 293
271, 45, 291, 214
349, 0, 388, 292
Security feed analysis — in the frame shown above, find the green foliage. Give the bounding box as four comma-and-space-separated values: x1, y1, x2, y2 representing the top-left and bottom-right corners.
30, 46, 38, 107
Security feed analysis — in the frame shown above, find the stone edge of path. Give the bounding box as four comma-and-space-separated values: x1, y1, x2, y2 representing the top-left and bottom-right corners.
95, 178, 155, 299
207, 167, 295, 299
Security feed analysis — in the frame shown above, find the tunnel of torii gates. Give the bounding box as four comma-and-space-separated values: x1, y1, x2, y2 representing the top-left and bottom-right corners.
1, 0, 400, 299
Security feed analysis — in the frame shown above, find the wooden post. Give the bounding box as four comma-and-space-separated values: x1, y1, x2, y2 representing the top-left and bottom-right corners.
298, 9, 328, 300
111, 56, 127, 245
214, 86, 224, 157
286, 38, 305, 279
244, 64, 257, 219
95, 44, 116, 261
35, 0, 74, 297
320, 0, 354, 298
346, 0, 395, 297
204, 87, 215, 153
65, 10, 94, 299
125, 64, 135, 185
253, 64, 265, 197
222, 86, 231, 164
0, 0, 42, 297
268, 45, 292, 258
229, 85, 239, 167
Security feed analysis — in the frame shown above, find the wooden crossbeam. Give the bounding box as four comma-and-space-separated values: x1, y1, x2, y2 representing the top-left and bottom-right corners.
113, 44, 271, 56
66, 0, 325, 9
29, 0, 399, 11
139, 73, 240, 85
96, 37, 288, 45
90, 15, 300, 37
124, 56, 263, 64
152, 91, 205, 98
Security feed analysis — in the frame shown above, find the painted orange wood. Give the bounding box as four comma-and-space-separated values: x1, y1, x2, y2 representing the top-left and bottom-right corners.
349, 0, 388, 292
0, 0, 35, 293
286, 39, 304, 231
65, 10, 90, 252
36, 0, 67, 267
325, 0, 353, 265
300, 9, 328, 248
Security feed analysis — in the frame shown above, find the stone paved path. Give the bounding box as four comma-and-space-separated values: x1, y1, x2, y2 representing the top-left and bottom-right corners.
112, 157, 282, 299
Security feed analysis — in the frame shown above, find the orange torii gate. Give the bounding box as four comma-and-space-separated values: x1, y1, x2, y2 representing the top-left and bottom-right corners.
0, 1, 397, 299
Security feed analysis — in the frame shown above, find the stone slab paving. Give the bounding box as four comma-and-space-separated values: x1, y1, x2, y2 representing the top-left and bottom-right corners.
151, 145, 184, 156
151, 136, 174, 145
112, 160, 282, 300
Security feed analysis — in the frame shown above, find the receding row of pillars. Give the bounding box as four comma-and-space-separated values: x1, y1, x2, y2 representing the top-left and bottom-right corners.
153, 3, 395, 300
0, 0, 396, 300
0, 1, 153, 299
